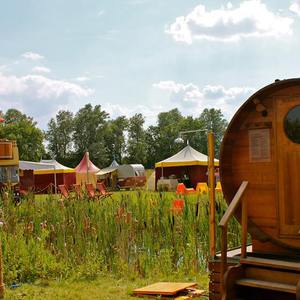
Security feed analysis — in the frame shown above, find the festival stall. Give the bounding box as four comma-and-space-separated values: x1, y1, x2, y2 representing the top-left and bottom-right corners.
155, 145, 219, 190
19, 160, 75, 193
75, 152, 100, 187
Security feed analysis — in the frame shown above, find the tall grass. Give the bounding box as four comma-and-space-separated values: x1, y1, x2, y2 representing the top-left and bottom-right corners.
0, 191, 241, 285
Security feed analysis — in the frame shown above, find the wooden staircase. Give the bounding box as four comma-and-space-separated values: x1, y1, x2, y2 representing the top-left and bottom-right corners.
223, 256, 300, 300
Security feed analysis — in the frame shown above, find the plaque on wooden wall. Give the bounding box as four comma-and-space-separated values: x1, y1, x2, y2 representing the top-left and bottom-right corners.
249, 128, 271, 162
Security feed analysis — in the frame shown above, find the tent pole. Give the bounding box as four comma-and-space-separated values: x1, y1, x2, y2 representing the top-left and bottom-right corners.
86, 152, 89, 184
54, 166, 57, 194
208, 132, 216, 258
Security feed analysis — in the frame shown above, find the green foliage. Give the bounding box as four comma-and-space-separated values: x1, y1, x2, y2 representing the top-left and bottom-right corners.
45, 110, 74, 165
104, 116, 128, 164
144, 108, 228, 167
72, 104, 109, 167
197, 108, 228, 157
5, 104, 228, 168
0, 191, 241, 286
0, 109, 45, 161
125, 114, 147, 164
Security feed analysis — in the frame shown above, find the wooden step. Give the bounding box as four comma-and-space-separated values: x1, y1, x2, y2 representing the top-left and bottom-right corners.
240, 256, 300, 272
236, 278, 296, 294
245, 266, 300, 286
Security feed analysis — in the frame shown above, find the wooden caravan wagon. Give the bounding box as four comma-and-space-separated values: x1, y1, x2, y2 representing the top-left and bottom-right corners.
210, 78, 300, 300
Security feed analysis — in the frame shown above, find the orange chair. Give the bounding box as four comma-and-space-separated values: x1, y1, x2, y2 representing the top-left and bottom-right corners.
86, 183, 98, 199
97, 182, 113, 200
58, 184, 70, 199
176, 183, 196, 195
176, 183, 186, 195
73, 184, 83, 198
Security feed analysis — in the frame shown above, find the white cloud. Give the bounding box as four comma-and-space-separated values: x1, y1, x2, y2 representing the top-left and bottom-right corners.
153, 80, 255, 119
290, 0, 300, 16
21, 52, 44, 61
75, 76, 90, 82
103, 103, 163, 127
0, 72, 93, 127
32, 66, 51, 73
166, 0, 293, 43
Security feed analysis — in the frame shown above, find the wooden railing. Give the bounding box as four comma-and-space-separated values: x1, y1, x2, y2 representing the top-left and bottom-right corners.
218, 181, 249, 293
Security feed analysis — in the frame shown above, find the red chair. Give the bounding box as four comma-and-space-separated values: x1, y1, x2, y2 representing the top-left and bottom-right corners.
97, 182, 113, 200
171, 199, 185, 214
58, 184, 69, 199
176, 183, 186, 195
86, 183, 98, 199
73, 184, 83, 198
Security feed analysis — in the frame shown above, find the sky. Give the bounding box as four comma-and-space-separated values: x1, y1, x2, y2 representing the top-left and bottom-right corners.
1, 0, 300, 129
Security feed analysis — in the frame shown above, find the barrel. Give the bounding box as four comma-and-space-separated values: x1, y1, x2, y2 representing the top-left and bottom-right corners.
220, 78, 300, 250
0, 140, 13, 159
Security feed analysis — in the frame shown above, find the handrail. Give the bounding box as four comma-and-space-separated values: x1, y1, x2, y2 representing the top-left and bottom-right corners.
219, 181, 248, 227
219, 181, 248, 295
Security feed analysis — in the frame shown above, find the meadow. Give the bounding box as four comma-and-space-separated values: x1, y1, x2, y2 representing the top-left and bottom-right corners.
0, 190, 241, 298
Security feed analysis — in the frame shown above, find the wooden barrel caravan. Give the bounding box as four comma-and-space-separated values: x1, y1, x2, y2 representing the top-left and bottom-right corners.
221, 78, 300, 251
210, 78, 300, 300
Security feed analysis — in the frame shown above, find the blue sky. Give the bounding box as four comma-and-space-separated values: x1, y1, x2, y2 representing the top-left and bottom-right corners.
1, 0, 300, 128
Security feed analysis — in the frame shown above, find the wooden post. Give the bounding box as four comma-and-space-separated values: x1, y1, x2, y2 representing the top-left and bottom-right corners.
208, 132, 216, 258
0, 239, 4, 298
241, 197, 248, 258
220, 225, 227, 294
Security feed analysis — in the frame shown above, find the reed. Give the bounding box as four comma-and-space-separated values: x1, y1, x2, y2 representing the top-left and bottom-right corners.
0, 191, 241, 285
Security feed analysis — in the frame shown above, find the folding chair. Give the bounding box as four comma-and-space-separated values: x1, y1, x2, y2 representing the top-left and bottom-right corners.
73, 184, 83, 198
176, 183, 186, 195
97, 182, 113, 200
86, 183, 98, 199
58, 184, 70, 199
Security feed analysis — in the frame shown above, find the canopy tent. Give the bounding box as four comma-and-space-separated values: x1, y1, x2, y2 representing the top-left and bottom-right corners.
19, 160, 75, 193
155, 145, 219, 168
96, 160, 119, 190
155, 145, 219, 190
75, 152, 100, 187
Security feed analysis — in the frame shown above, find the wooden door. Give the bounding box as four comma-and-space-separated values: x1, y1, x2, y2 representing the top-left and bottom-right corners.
276, 97, 300, 237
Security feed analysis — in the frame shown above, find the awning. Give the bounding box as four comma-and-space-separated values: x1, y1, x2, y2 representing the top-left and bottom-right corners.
19, 160, 75, 174
155, 145, 219, 168
96, 167, 118, 176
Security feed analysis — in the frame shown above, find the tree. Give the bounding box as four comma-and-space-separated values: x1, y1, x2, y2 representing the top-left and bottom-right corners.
145, 109, 184, 165
73, 104, 109, 167
104, 116, 128, 164
125, 113, 147, 164
0, 109, 45, 161
197, 108, 228, 157
45, 110, 74, 165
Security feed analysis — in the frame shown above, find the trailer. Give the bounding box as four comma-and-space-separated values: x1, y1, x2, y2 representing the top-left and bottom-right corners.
0, 140, 20, 195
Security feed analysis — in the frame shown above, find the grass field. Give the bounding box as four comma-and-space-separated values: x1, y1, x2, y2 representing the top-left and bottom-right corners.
0, 190, 240, 299
5, 273, 209, 299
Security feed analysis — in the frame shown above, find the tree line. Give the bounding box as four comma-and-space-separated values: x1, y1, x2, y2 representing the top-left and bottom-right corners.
0, 105, 228, 169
